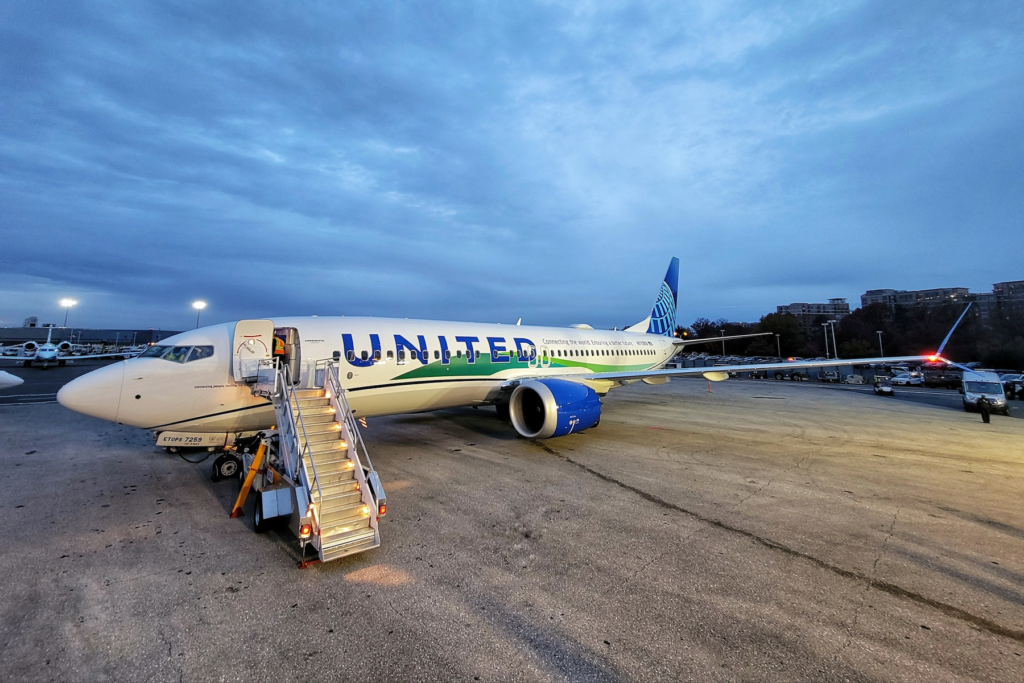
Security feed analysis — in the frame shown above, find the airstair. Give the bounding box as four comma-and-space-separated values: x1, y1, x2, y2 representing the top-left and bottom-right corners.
244, 358, 386, 565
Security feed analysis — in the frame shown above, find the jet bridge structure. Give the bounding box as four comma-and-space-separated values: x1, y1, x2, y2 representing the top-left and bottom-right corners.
235, 355, 386, 566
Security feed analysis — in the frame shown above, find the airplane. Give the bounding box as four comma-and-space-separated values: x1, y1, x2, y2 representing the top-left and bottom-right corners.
57, 257, 934, 442
0, 371, 24, 391
0, 327, 136, 369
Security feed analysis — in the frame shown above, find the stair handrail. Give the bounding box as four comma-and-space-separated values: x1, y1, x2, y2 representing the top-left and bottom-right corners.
324, 361, 377, 478
276, 362, 324, 507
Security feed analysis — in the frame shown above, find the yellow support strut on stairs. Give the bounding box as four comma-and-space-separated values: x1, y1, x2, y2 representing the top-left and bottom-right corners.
230, 442, 266, 518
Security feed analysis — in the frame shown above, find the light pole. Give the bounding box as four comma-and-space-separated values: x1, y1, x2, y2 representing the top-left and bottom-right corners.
192, 300, 207, 329
775, 333, 781, 358
720, 329, 726, 356
822, 323, 830, 359
828, 320, 839, 359
60, 299, 77, 327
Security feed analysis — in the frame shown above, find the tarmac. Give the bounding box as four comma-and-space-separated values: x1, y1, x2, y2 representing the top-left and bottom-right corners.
1, 364, 1024, 681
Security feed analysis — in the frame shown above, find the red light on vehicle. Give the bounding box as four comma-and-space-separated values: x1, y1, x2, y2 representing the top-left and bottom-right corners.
378, 503, 387, 516
299, 523, 313, 538
787, 357, 794, 362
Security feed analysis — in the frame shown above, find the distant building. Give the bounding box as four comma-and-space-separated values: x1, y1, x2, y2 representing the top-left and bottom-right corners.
861, 287, 969, 308
861, 281, 1023, 324
776, 298, 850, 336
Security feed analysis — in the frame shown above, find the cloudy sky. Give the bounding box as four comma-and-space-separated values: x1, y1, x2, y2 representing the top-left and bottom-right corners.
1, 1, 1022, 332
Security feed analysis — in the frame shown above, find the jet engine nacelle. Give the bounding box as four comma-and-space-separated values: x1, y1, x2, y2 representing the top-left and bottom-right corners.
509, 378, 602, 439
23, 341, 38, 353
58, 341, 72, 353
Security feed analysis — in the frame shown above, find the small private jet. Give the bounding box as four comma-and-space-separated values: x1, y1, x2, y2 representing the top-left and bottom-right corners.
57, 258, 932, 442
0, 327, 135, 369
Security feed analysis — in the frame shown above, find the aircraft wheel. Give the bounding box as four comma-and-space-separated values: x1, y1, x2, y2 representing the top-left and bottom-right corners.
774, 372, 784, 380
254, 495, 268, 533
211, 453, 241, 482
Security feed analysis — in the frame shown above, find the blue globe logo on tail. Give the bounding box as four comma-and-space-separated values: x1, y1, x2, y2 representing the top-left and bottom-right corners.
646, 257, 679, 336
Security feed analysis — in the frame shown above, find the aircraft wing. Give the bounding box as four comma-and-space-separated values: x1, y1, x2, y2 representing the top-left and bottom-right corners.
581, 355, 935, 384
673, 332, 772, 347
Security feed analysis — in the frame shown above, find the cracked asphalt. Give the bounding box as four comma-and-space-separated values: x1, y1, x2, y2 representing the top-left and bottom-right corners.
1, 374, 1023, 681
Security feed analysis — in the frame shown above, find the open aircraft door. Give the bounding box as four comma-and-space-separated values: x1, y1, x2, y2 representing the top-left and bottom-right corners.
233, 319, 275, 382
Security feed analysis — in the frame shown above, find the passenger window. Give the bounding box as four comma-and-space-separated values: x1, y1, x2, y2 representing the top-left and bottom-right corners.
187, 346, 214, 362
373, 350, 381, 361
398, 350, 406, 362
387, 350, 394, 360
444, 350, 451, 360
434, 350, 440, 360
475, 350, 481, 359
360, 350, 368, 361
347, 350, 355, 362
163, 346, 192, 363
457, 350, 463, 358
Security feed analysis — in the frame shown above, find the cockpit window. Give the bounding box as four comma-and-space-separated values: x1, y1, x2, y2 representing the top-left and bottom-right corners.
162, 346, 192, 363
187, 346, 214, 362
140, 345, 169, 358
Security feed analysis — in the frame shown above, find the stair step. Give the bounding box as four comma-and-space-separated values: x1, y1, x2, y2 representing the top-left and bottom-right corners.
316, 489, 363, 512
320, 530, 378, 562
296, 397, 330, 408
306, 439, 348, 455
300, 430, 343, 445
319, 515, 372, 540
294, 405, 336, 417
295, 389, 325, 399
319, 503, 370, 528
298, 413, 338, 425
310, 470, 358, 488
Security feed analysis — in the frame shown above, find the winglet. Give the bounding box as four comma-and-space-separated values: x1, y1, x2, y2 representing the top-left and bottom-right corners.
936, 302, 972, 357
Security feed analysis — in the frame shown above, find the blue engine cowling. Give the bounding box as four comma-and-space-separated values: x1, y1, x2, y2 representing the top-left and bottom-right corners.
509, 379, 602, 439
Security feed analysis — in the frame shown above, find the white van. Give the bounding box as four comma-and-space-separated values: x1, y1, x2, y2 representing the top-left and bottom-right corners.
961, 371, 1009, 416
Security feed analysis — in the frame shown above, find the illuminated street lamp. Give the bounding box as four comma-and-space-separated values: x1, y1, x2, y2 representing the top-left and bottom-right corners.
876, 330, 884, 357
192, 300, 207, 328
60, 299, 77, 327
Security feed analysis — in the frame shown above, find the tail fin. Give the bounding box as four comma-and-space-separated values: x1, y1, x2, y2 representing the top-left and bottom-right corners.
626, 257, 679, 336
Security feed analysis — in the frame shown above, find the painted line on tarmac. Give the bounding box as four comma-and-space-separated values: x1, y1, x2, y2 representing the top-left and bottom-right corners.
535, 439, 1024, 645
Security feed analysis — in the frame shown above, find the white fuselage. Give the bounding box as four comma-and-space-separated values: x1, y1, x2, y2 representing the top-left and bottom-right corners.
57, 316, 675, 434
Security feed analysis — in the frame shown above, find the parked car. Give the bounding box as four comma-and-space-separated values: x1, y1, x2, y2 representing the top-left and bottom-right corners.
819, 371, 839, 383
891, 372, 923, 386
998, 373, 1022, 398
844, 374, 865, 385
873, 376, 894, 396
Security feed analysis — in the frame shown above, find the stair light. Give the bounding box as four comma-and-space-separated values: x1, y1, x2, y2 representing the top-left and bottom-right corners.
361, 506, 369, 516
334, 424, 342, 430
339, 440, 348, 448
329, 407, 336, 414
325, 392, 331, 399
353, 482, 359, 490
346, 461, 355, 468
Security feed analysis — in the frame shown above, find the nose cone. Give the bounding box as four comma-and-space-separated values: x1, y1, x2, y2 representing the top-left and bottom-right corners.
58, 363, 125, 422
0, 371, 24, 390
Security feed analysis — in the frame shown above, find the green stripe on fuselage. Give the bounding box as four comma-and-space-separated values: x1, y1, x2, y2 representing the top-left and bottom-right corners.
392, 352, 655, 381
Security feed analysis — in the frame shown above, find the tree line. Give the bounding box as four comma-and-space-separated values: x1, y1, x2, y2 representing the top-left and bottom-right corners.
675, 302, 1024, 370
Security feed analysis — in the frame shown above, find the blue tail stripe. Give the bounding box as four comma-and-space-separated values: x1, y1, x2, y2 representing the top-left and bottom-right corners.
646, 257, 679, 336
